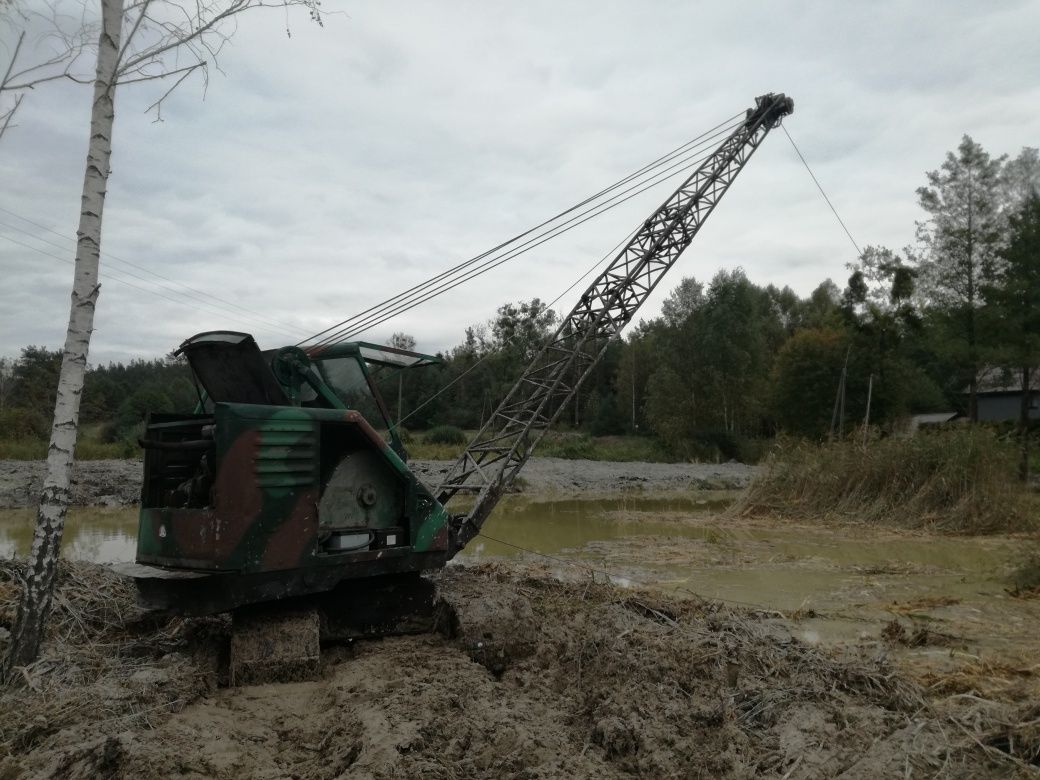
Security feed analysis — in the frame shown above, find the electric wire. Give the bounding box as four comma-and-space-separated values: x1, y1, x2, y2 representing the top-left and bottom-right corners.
0, 232, 296, 341
310, 123, 740, 348
0, 206, 309, 338
781, 125, 862, 257
301, 113, 744, 348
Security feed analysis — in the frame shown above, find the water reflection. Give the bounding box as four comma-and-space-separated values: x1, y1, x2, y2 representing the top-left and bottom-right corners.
0, 507, 138, 562
456, 493, 1027, 617
0, 495, 1025, 616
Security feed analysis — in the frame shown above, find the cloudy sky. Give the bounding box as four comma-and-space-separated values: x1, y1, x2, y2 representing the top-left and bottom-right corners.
2, 0, 1039, 364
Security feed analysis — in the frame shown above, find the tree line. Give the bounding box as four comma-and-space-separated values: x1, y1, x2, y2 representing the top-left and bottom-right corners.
2, 135, 1038, 467
384, 136, 1040, 462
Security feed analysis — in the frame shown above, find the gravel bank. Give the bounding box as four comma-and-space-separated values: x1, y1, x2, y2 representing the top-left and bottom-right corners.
0, 457, 756, 509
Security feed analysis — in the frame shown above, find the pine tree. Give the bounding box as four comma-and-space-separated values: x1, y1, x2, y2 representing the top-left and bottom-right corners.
914, 136, 1006, 420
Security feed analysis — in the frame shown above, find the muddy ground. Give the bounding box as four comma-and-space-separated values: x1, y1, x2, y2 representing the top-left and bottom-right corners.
1, 560, 1036, 779
0, 458, 756, 508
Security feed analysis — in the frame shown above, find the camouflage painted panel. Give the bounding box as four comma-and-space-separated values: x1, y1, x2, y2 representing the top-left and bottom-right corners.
137, 402, 448, 573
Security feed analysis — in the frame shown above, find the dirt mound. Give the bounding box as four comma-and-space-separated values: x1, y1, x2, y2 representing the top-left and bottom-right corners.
0, 561, 1034, 778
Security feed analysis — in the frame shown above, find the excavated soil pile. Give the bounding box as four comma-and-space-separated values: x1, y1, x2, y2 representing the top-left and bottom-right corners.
0, 560, 1035, 779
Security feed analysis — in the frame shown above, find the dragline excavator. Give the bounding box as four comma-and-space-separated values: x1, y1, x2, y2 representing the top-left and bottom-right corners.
123, 93, 793, 680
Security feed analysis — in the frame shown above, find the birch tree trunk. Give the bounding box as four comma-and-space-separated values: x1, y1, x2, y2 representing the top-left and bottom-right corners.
4, 0, 124, 677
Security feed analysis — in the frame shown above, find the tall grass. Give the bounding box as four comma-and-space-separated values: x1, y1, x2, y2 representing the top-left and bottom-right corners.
734, 428, 1037, 533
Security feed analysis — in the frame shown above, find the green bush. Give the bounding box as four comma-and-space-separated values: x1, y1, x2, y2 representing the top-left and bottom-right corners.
424, 425, 467, 445
0, 438, 47, 459
540, 435, 595, 460
0, 408, 49, 440
660, 433, 770, 464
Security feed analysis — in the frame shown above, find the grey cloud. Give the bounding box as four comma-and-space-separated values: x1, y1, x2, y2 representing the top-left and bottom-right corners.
2, 0, 1039, 364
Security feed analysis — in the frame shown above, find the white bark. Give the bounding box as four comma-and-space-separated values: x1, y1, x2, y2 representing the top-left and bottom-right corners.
4, 0, 124, 676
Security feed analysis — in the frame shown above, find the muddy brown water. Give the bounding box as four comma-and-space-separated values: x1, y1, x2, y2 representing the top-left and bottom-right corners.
1, 493, 1036, 664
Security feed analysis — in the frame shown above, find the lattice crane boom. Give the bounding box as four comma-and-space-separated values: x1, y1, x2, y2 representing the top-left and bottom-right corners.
437, 93, 794, 553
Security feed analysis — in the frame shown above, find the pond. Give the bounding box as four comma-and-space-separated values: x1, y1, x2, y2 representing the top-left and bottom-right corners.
0, 493, 1028, 621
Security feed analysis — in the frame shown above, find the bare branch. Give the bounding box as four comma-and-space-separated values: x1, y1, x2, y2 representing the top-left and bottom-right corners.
1, 31, 26, 89
117, 0, 249, 74
0, 92, 23, 140
0, 3, 96, 100
112, 0, 322, 119
114, 0, 153, 71
0, 29, 27, 139
115, 59, 200, 85
141, 59, 202, 120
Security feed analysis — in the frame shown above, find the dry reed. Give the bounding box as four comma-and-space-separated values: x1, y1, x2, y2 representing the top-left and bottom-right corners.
733, 428, 1036, 533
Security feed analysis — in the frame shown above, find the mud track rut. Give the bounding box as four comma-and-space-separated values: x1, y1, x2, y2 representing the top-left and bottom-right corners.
1, 560, 1032, 779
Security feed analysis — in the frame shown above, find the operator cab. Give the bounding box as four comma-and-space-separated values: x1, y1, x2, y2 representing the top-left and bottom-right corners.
178, 331, 439, 460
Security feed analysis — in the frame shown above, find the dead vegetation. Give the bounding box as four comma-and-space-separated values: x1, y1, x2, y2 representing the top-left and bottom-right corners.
733, 429, 1036, 533
0, 560, 1037, 778
0, 559, 220, 763
1009, 553, 1040, 598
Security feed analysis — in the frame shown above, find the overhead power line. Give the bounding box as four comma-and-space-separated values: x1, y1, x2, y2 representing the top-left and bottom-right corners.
781, 125, 862, 257
0, 231, 298, 341
0, 205, 309, 338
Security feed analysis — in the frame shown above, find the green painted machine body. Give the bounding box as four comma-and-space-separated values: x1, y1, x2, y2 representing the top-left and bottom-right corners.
134, 332, 449, 611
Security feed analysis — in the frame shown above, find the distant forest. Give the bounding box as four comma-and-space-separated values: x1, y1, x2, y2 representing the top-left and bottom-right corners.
2, 136, 1038, 461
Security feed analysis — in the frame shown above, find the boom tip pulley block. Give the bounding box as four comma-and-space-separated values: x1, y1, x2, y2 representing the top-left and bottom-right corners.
746, 93, 794, 129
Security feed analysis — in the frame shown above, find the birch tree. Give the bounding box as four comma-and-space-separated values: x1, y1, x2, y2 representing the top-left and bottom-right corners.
2, 0, 323, 678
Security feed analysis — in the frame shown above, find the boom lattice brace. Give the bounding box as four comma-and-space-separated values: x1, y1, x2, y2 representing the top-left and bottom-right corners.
437, 93, 794, 553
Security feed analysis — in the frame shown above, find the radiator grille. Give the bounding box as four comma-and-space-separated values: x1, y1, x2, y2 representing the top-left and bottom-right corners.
254, 421, 317, 489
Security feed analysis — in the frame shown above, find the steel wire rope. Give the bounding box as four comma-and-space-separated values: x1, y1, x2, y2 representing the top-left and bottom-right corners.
394, 226, 638, 428
0, 232, 296, 341
781, 126, 862, 256
0, 205, 309, 338
302, 115, 741, 347
322, 146, 719, 345
308, 125, 738, 347
311, 130, 736, 347
0, 218, 312, 339
309, 143, 736, 349
300, 113, 744, 347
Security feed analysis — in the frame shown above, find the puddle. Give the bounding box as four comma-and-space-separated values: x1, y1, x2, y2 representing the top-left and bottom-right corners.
0, 506, 138, 563
2, 495, 1037, 673
453, 493, 1040, 665
458, 493, 1020, 607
